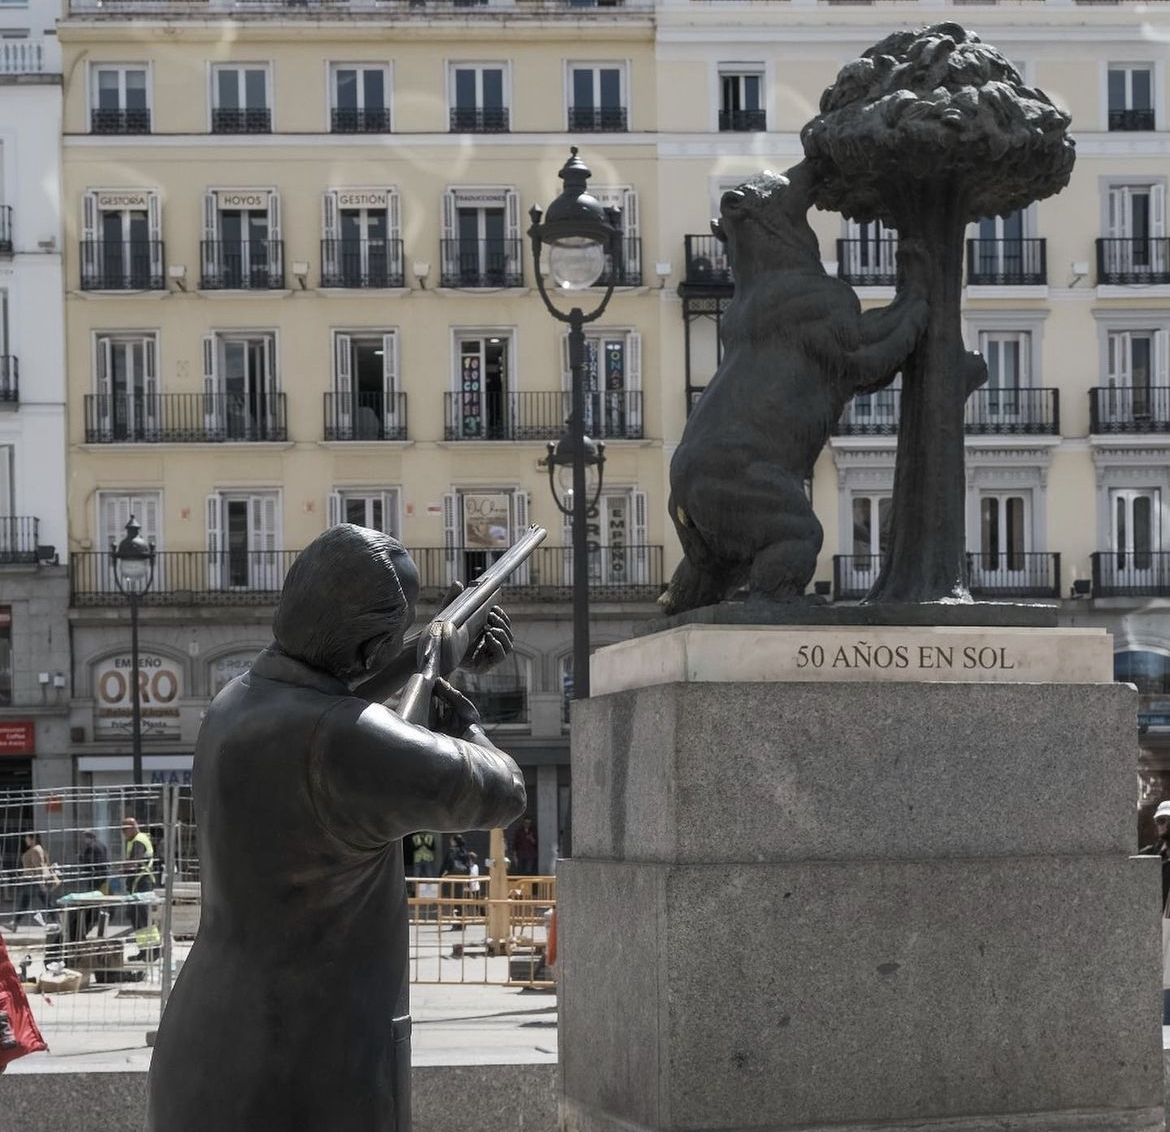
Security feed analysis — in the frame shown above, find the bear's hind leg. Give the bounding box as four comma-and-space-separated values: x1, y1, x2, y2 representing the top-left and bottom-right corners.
746, 476, 823, 602
659, 557, 733, 616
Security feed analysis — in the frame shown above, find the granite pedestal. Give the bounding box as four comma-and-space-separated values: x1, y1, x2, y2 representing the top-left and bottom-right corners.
560, 625, 1163, 1132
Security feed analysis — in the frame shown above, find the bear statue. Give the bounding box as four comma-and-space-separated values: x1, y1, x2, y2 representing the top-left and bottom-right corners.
661, 161, 930, 615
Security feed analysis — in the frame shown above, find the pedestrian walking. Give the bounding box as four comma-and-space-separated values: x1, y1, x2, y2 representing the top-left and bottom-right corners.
14, 834, 55, 928
441, 834, 471, 925
512, 817, 538, 875
77, 829, 110, 938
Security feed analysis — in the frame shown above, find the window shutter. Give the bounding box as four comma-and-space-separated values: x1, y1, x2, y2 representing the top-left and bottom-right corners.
322, 191, 339, 281
505, 188, 521, 281
82, 192, 99, 282
1017, 332, 1031, 388
632, 489, 648, 583
441, 189, 458, 281
627, 331, 642, 436
1152, 183, 1167, 237
622, 188, 640, 278
383, 332, 399, 432
1156, 329, 1169, 386
382, 489, 399, 538
94, 336, 113, 436
334, 333, 352, 436
147, 193, 162, 282
443, 492, 459, 585
268, 192, 283, 280
202, 193, 220, 283
203, 335, 220, 435
512, 490, 530, 583
206, 493, 222, 590
387, 189, 402, 282
561, 507, 573, 585
328, 491, 343, 528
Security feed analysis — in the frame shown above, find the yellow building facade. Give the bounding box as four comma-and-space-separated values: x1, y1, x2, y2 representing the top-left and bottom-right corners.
57, 0, 1170, 844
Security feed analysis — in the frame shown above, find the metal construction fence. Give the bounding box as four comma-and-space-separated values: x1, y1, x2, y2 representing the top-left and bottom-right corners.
0, 787, 555, 1043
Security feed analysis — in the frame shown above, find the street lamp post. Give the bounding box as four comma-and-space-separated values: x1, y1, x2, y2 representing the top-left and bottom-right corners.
111, 516, 156, 786
529, 148, 621, 701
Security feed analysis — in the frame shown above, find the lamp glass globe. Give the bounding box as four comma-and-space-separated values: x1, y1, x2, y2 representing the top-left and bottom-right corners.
548, 239, 605, 291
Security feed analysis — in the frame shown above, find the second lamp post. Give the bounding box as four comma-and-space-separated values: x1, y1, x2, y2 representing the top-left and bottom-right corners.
111, 515, 157, 787
529, 148, 622, 702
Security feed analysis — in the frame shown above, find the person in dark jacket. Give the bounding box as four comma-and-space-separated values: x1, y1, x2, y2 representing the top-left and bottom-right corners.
146, 525, 526, 1132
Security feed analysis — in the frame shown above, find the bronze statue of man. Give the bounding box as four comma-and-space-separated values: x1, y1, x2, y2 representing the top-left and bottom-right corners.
146, 525, 527, 1132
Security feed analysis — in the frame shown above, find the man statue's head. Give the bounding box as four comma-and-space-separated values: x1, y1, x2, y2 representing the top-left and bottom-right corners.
274, 525, 420, 688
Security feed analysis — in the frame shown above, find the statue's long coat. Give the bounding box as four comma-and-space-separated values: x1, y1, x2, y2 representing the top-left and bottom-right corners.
146, 647, 526, 1132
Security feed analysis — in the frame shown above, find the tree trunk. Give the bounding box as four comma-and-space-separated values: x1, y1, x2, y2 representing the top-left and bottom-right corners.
866, 195, 971, 603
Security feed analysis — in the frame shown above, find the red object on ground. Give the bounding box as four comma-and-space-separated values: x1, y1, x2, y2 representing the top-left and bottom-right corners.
0, 932, 47, 1070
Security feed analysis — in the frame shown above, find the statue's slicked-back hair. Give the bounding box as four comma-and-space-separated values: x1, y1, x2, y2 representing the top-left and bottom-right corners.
274, 524, 414, 683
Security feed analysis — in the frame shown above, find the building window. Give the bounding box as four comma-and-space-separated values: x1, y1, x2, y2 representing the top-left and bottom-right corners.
211, 65, 271, 134
562, 330, 642, 438
327, 331, 403, 441
719, 70, 764, 132
206, 491, 281, 591
559, 489, 649, 586
1110, 488, 1162, 575
440, 188, 521, 288
1101, 183, 1168, 281
1114, 651, 1170, 695
589, 185, 641, 286
449, 65, 508, 132
202, 190, 282, 289
328, 488, 400, 535
1108, 65, 1155, 131
321, 189, 402, 288
90, 333, 159, 442
968, 209, 1045, 285
330, 64, 390, 133
96, 492, 162, 592
838, 219, 897, 286
451, 654, 530, 728
442, 489, 529, 583
80, 191, 163, 291
567, 64, 626, 132
202, 333, 284, 441
1098, 328, 1169, 429
91, 65, 150, 134
447, 336, 512, 438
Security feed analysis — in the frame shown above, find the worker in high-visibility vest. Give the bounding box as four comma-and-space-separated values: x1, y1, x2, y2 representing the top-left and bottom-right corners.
121, 816, 158, 956
410, 831, 437, 877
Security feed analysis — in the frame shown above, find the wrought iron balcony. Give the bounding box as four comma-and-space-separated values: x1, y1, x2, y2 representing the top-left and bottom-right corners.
1090, 386, 1170, 433
596, 237, 642, 287
331, 107, 391, 133
409, 544, 664, 603
83, 393, 288, 443
965, 387, 1059, 435
71, 549, 299, 607
837, 239, 898, 286
211, 107, 271, 134
966, 238, 1047, 285
200, 242, 284, 290
439, 239, 522, 288
323, 392, 408, 441
718, 109, 766, 132
680, 235, 733, 291
0, 358, 18, 404
1108, 108, 1155, 131
567, 106, 628, 132
444, 390, 643, 441
967, 552, 1061, 599
1092, 551, 1170, 598
1096, 238, 1170, 284
448, 107, 509, 133
80, 241, 165, 291
832, 555, 881, 601
834, 389, 900, 436
0, 517, 39, 565
0, 207, 11, 255
90, 108, 152, 134
320, 239, 404, 288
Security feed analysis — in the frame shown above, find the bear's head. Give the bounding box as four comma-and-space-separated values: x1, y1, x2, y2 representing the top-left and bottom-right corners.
711, 161, 821, 280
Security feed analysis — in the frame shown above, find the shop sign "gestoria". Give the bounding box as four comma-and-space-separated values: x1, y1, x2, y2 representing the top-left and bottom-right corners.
93, 653, 182, 739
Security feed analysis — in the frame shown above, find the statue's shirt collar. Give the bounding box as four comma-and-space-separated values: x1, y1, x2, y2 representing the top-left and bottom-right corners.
248, 646, 350, 697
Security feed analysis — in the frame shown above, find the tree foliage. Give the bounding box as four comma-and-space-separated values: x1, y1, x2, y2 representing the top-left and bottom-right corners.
801, 22, 1075, 225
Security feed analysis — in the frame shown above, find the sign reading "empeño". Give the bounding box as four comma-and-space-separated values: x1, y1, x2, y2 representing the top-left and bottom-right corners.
93, 653, 183, 739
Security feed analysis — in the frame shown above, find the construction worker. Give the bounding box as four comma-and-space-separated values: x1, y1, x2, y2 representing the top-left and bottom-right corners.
121, 817, 157, 957
410, 831, 437, 878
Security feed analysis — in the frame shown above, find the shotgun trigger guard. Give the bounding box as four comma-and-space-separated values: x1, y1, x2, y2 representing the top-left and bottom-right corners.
416, 619, 468, 678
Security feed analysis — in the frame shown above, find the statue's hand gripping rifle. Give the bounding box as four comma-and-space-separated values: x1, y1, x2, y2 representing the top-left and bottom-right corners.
398, 525, 547, 727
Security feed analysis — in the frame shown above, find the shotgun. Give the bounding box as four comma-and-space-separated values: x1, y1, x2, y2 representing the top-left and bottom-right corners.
397, 525, 547, 726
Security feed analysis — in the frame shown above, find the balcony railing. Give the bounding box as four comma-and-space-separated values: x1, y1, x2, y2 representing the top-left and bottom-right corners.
681, 235, 733, 289
597, 236, 642, 287
320, 239, 404, 288
83, 393, 288, 443
837, 239, 897, 286
211, 107, 271, 134
444, 390, 643, 441
0, 517, 39, 565
0, 358, 18, 404
0, 39, 45, 75
409, 545, 664, 602
832, 554, 881, 601
0, 207, 11, 255
967, 552, 1061, 599
1090, 386, 1170, 433
966, 238, 1047, 286
718, 109, 766, 132
1096, 238, 1170, 284
1108, 108, 1155, 131
439, 239, 523, 288
200, 242, 284, 290
331, 107, 391, 133
965, 387, 1059, 435
567, 106, 628, 132
72, 550, 299, 607
448, 107, 509, 133
68, 0, 648, 12
90, 108, 152, 135
835, 389, 900, 436
1092, 551, 1170, 598
80, 241, 165, 291
323, 392, 408, 441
